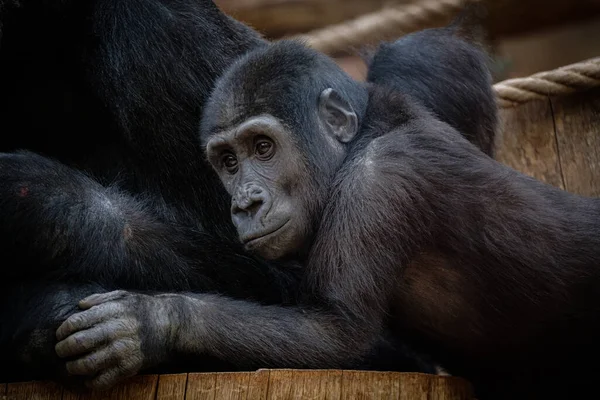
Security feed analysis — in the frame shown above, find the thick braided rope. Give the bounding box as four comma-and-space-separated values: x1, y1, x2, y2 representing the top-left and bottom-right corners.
494, 57, 600, 108
296, 0, 468, 55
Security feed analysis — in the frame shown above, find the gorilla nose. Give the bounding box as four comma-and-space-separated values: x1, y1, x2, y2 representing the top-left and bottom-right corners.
231, 185, 270, 221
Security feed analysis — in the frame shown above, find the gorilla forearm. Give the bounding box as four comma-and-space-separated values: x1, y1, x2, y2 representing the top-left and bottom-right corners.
54, 290, 379, 389
168, 294, 373, 369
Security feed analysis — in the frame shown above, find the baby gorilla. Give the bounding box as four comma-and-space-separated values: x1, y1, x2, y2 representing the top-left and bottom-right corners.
201, 41, 600, 398
53, 27, 600, 399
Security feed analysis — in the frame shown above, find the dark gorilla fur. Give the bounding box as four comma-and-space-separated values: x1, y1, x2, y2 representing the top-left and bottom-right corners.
0, 0, 282, 382
366, 22, 497, 156
48, 23, 600, 399
0, 0, 436, 384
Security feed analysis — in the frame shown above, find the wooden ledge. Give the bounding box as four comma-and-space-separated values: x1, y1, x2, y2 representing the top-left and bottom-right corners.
2, 370, 474, 399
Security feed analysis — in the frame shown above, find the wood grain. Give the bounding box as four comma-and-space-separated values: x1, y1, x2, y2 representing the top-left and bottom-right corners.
243, 369, 269, 399
551, 87, 600, 197
496, 97, 565, 188
429, 375, 475, 400
6, 381, 62, 400
156, 374, 188, 400
62, 375, 158, 400
213, 372, 252, 400
3, 371, 475, 399
341, 370, 400, 400
214, 0, 600, 48
184, 372, 217, 400
267, 369, 342, 400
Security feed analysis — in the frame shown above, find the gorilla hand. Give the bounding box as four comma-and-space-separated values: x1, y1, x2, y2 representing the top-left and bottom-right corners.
55, 290, 177, 390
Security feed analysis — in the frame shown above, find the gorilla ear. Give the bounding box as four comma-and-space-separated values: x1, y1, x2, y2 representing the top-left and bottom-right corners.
318, 88, 358, 143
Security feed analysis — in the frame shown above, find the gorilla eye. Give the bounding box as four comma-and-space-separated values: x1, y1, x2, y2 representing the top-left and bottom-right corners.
221, 153, 238, 173
255, 137, 274, 160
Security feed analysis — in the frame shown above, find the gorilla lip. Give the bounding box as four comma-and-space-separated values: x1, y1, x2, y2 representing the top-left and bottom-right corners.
242, 220, 290, 245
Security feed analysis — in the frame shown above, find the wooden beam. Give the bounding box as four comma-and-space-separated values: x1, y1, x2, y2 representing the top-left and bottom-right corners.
2, 370, 474, 399
495, 87, 600, 198
215, 0, 408, 39
215, 0, 600, 46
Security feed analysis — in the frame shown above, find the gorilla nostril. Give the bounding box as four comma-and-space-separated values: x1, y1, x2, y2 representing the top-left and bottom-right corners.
232, 184, 270, 217
232, 195, 265, 216
246, 199, 263, 215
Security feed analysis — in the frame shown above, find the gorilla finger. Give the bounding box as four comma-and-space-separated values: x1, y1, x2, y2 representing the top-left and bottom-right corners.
86, 367, 135, 391
56, 327, 109, 358
79, 290, 129, 309
66, 346, 119, 376
56, 305, 117, 341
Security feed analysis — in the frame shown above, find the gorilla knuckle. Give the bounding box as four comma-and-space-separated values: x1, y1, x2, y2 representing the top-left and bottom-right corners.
67, 355, 97, 375
55, 341, 70, 358
67, 314, 83, 328
72, 332, 90, 349
110, 337, 140, 358
81, 355, 99, 372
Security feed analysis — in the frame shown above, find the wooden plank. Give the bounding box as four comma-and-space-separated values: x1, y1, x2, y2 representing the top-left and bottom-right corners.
2, 371, 475, 399
184, 371, 270, 400
156, 374, 188, 400
244, 369, 269, 400
551, 87, 600, 197
213, 372, 251, 400
495, 97, 565, 188
264, 369, 293, 399
60, 388, 80, 400
2, 382, 6, 400
6, 381, 62, 400
428, 375, 474, 400
62, 375, 158, 400
398, 374, 430, 400
341, 370, 399, 400
267, 369, 342, 400
183, 373, 216, 400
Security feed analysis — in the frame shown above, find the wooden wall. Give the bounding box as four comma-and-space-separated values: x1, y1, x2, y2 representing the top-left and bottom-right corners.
496, 87, 600, 196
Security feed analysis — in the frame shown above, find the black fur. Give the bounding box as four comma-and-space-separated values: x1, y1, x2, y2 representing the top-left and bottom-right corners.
366, 23, 497, 156
0, 0, 292, 382
0, 0, 432, 383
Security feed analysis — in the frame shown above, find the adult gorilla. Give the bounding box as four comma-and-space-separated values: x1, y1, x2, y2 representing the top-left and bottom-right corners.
0, 0, 291, 382
0, 0, 432, 382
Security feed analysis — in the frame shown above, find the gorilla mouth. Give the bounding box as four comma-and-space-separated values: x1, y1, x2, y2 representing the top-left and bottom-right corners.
242, 220, 290, 245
